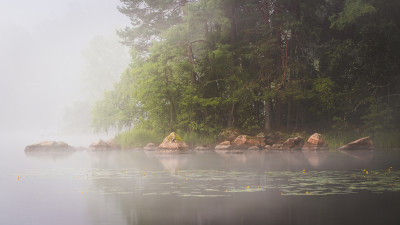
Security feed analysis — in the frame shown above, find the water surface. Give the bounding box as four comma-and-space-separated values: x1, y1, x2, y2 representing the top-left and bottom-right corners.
1, 141, 400, 225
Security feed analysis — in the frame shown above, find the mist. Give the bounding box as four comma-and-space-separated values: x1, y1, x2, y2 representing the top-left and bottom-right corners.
0, 0, 129, 140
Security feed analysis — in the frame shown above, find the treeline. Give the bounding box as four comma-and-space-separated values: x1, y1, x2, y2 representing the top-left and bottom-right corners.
92, 0, 400, 138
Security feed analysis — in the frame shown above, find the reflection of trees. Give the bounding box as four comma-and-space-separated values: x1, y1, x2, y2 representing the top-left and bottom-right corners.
84, 150, 379, 224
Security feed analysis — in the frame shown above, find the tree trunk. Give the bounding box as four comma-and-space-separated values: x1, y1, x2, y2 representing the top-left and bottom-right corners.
275, 99, 282, 129
186, 43, 197, 83
264, 100, 271, 133
295, 100, 299, 131
227, 102, 235, 128
286, 98, 291, 131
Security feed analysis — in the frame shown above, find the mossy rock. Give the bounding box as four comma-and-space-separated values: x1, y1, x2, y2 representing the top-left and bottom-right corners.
158, 132, 188, 150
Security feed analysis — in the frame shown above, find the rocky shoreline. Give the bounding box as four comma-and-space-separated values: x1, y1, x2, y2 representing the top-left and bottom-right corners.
24, 130, 375, 153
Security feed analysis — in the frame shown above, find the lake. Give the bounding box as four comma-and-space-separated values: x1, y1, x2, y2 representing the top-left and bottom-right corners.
1, 140, 400, 225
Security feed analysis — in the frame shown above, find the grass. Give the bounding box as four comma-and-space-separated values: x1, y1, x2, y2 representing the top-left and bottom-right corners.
179, 131, 216, 147
323, 130, 400, 151
114, 128, 163, 149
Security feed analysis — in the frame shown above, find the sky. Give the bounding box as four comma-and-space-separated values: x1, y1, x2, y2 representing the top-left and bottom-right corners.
0, 0, 130, 136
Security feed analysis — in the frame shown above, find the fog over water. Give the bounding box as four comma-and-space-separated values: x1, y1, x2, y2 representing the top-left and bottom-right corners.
0, 0, 129, 143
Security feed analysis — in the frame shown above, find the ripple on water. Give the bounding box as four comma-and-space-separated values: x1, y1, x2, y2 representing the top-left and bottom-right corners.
14, 168, 400, 197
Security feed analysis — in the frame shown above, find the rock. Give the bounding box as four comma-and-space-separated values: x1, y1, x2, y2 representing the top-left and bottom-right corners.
219, 141, 231, 145
282, 137, 304, 150
302, 133, 329, 150
158, 132, 188, 151
90, 139, 121, 150
264, 143, 283, 150
217, 128, 240, 142
144, 143, 157, 151
263, 145, 272, 150
194, 145, 211, 151
215, 141, 232, 150
232, 135, 265, 149
247, 146, 261, 150
25, 141, 73, 152
338, 137, 374, 150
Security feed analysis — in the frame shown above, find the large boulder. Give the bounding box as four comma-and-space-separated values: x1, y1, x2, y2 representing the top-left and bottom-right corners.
338, 137, 374, 150
90, 139, 121, 150
232, 135, 265, 149
217, 128, 240, 142
281, 137, 304, 150
158, 132, 188, 151
25, 141, 73, 152
302, 133, 329, 150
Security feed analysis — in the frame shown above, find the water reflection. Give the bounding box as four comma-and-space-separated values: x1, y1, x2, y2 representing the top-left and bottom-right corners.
5, 149, 400, 225
150, 152, 188, 173
24, 150, 76, 160
339, 150, 374, 162
302, 151, 328, 168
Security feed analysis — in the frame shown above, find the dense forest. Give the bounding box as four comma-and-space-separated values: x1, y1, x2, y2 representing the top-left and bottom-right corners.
92, 0, 400, 146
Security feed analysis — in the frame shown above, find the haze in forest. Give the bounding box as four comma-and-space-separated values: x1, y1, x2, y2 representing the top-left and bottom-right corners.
0, 0, 130, 139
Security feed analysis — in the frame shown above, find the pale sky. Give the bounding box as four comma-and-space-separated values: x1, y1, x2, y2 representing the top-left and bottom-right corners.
0, 0, 130, 135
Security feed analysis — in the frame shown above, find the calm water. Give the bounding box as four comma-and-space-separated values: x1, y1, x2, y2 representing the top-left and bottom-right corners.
1, 140, 400, 225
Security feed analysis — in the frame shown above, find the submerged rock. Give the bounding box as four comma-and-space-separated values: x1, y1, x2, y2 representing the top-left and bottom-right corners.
282, 137, 304, 150
25, 141, 73, 152
338, 137, 374, 150
90, 139, 121, 150
144, 143, 157, 151
302, 133, 329, 150
158, 132, 188, 151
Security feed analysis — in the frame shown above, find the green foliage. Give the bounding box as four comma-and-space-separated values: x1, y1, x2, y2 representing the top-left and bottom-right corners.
330, 0, 377, 30
90, 0, 400, 148
311, 77, 335, 111
362, 99, 395, 134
